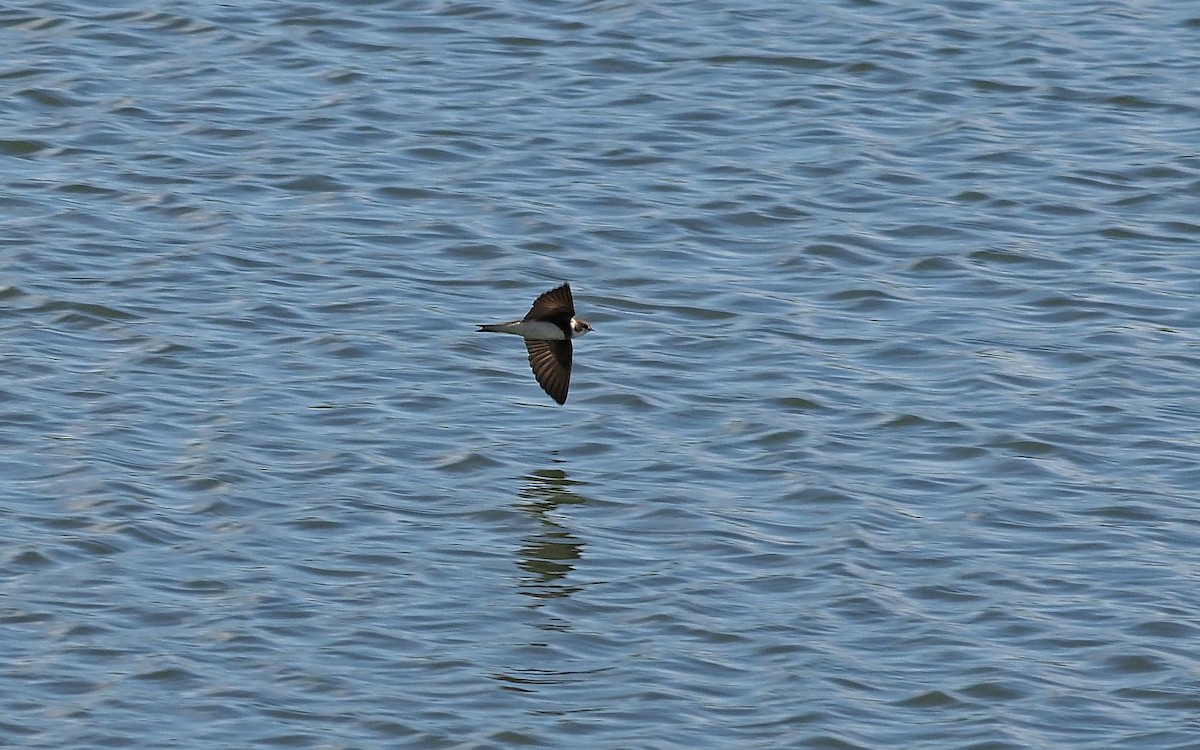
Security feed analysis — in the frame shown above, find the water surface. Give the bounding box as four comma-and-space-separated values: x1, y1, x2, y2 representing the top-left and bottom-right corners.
2, 1, 1199, 748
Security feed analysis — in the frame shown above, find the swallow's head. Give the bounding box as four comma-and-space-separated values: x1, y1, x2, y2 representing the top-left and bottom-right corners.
570, 318, 593, 338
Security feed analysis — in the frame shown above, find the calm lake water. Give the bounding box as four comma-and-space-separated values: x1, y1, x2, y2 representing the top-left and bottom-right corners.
3, 1, 1199, 748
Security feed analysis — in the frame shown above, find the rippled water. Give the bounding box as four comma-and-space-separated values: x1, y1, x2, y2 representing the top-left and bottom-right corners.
3, 1, 1200, 748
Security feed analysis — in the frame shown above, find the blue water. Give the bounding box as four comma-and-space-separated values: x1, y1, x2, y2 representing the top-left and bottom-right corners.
3, 2, 1200, 748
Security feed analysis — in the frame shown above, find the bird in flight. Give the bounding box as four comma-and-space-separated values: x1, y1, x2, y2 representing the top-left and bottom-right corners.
477, 283, 593, 404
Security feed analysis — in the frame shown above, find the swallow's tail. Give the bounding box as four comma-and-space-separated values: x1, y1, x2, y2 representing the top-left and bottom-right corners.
478, 322, 525, 334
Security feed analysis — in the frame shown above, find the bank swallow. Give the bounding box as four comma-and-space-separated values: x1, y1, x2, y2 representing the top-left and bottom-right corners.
476, 283, 592, 404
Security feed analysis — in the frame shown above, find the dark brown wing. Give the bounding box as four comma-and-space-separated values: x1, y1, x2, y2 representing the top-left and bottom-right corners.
523, 283, 575, 328
524, 338, 572, 405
